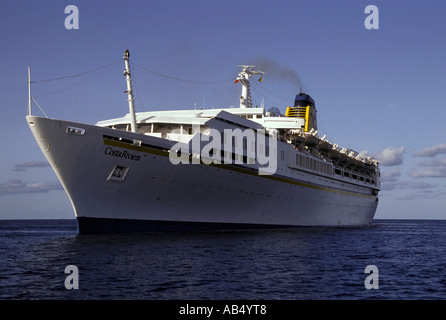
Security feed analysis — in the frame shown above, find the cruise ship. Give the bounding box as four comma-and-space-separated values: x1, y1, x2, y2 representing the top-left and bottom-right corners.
26, 50, 380, 233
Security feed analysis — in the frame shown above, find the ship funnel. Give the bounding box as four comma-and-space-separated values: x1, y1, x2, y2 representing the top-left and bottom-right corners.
285, 92, 317, 132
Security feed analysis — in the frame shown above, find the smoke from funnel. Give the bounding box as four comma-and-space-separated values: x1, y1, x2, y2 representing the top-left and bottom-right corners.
253, 57, 303, 91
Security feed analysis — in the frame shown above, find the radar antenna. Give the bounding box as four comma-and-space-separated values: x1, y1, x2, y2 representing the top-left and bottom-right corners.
267, 107, 282, 117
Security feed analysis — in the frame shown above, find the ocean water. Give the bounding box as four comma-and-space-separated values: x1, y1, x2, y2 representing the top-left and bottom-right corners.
1, 219, 446, 301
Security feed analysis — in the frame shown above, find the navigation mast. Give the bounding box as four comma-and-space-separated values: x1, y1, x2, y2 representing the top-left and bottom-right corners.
28, 67, 31, 116
235, 65, 264, 108
123, 49, 137, 133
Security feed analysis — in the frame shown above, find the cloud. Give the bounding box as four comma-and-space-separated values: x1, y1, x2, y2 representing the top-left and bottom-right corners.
415, 143, 446, 157
382, 178, 438, 192
396, 187, 446, 200
379, 168, 402, 190
381, 168, 401, 182
410, 168, 446, 178
418, 157, 446, 167
0, 179, 63, 195
410, 156, 446, 178
12, 161, 50, 172
380, 165, 438, 191
406, 181, 439, 190
373, 147, 405, 166
397, 190, 446, 201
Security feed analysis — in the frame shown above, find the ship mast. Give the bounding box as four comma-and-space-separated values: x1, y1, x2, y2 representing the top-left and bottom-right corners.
235, 65, 264, 108
28, 67, 31, 116
123, 49, 137, 133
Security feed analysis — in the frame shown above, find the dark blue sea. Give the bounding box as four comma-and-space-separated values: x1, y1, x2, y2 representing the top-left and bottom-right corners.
1, 219, 446, 302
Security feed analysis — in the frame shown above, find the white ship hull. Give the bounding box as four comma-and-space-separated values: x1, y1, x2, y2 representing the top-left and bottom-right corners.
27, 116, 378, 233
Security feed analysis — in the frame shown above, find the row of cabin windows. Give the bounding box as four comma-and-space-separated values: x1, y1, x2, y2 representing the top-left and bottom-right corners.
295, 153, 332, 175
205, 149, 256, 165
334, 168, 375, 185
244, 114, 263, 119
223, 135, 270, 157
204, 143, 272, 163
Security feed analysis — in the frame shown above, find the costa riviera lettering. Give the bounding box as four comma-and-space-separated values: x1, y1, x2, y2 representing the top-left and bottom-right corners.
104, 147, 141, 161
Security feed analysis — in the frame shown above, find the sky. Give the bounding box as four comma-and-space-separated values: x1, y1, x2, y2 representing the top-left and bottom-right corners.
1, 0, 446, 220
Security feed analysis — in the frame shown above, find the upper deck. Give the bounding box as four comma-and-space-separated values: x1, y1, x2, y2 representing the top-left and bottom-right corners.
96, 106, 307, 131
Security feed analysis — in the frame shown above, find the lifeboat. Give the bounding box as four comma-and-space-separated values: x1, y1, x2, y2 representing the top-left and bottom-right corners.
316, 136, 333, 152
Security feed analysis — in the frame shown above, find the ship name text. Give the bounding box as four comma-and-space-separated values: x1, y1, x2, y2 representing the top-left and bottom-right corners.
104, 147, 141, 161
